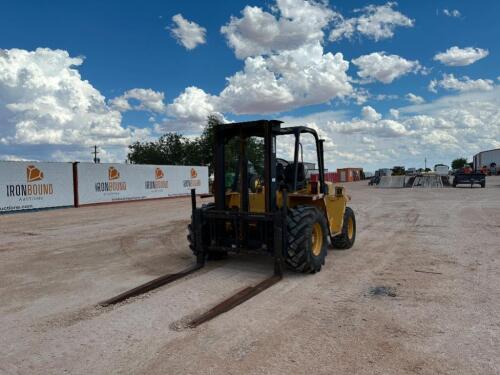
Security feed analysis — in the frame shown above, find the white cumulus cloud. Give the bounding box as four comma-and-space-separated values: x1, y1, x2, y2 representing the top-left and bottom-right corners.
221, 0, 335, 59
0, 48, 140, 161
170, 14, 207, 50
164, 86, 222, 132
165, 0, 353, 122
329, 2, 414, 42
183, 0, 352, 115
389, 108, 399, 119
433, 46, 489, 66
334, 117, 408, 138
110, 88, 166, 113
219, 42, 352, 114
405, 93, 425, 104
352, 52, 421, 84
428, 74, 494, 93
399, 87, 500, 155
333, 105, 409, 138
361, 105, 382, 122
167, 0, 353, 119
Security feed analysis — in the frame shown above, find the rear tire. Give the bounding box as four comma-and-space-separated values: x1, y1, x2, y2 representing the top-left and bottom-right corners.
285, 206, 328, 273
331, 207, 356, 250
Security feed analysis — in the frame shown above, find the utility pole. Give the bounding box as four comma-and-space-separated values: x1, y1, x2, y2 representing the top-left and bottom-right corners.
424, 157, 427, 171
92, 145, 100, 164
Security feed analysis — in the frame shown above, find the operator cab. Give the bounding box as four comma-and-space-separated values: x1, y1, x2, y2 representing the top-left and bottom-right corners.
218, 120, 326, 215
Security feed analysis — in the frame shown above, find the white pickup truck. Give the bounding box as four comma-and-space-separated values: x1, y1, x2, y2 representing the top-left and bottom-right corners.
434, 165, 449, 176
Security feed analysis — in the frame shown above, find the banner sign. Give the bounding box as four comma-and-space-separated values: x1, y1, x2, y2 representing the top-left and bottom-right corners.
0, 161, 74, 213
77, 163, 209, 205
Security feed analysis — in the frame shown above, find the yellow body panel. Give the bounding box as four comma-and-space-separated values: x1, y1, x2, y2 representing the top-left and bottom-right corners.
225, 181, 349, 236
323, 187, 348, 236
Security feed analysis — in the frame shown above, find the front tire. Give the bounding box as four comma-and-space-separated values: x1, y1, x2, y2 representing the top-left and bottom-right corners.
285, 206, 328, 273
187, 203, 227, 261
331, 207, 356, 250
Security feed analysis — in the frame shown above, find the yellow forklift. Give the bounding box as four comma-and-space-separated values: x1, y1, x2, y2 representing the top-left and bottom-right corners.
189, 120, 356, 275
101, 120, 356, 327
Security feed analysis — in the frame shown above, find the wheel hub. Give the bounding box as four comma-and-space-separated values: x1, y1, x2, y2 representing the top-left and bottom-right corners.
347, 216, 354, 240
311, 222, 323, 256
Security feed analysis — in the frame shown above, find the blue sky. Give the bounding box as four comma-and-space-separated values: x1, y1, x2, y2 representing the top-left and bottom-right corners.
0, 0, 499, 170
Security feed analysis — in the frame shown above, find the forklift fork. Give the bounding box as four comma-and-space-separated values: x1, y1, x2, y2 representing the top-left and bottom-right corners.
98, 190, 207, 307
99, 189, 285, 316
185, 189, 287, 327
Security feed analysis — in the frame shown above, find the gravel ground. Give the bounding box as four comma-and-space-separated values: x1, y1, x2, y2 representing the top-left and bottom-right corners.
1, 177, 499, 375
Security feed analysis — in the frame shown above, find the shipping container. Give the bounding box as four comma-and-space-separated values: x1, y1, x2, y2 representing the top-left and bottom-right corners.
337, 168, 363, 182
310, 172, 340, 183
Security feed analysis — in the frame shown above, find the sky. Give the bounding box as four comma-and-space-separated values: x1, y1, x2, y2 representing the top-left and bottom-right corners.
0, 0, 499, 171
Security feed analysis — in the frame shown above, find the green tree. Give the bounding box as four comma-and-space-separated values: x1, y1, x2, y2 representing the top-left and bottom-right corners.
128, 115, 265, 179
127, 115, 225, 171
128, 133, 191, 165
451, 158, 468, 170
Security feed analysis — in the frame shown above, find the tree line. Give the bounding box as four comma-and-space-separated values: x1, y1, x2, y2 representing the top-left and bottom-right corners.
128, 115, 264, 176
128, 115, 218, 171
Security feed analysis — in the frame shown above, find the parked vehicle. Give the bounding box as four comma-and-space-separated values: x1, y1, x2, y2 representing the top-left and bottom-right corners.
369, 175, 380, 185
434, 164, 449, 176
452, 170, 485, 188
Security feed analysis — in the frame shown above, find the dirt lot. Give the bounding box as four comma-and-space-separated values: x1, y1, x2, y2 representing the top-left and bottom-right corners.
1, 177, 499, 375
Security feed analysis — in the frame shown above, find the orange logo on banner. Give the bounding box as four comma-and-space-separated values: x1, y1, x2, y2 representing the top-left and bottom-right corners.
108, 166, 120, 180
27, 165, 44, 182
155, 168, 164, 180
190, 168, 197, 178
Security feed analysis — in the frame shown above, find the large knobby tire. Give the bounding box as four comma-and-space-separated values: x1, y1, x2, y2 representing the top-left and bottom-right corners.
286, 206, 328, 273
187, 203, 228, 260
331, 207, 356, 250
